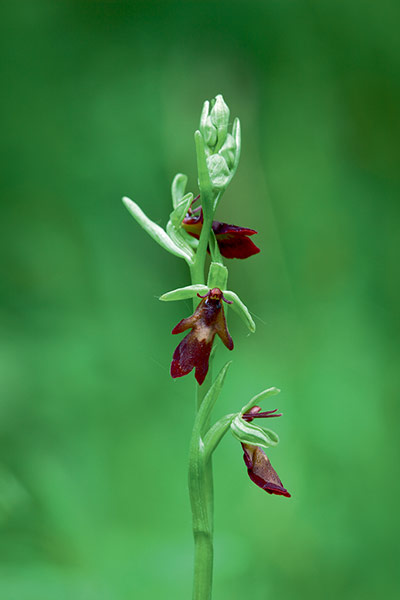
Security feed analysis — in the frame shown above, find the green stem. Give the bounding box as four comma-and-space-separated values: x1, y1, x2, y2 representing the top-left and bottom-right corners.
189, 129, 232, 599
188, 137, 216, 596
189, 367, 214, 600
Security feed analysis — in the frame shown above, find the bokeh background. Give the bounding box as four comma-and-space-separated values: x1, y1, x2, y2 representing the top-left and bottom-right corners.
1, 1, 399, 598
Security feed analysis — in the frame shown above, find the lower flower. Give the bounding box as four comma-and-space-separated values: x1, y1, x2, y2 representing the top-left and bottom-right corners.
242, 444, 291, 497
241, 406, 291, 498
170, 288, 233, 385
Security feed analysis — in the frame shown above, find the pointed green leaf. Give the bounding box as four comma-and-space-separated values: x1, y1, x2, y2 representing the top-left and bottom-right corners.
240, 387, 281, 415
223, 290, 255, 333
194, 361, 232, 436
171, 173, 188, 209
122, 196, 190, 261
230, 415, 279, 449
207, 262, 228, 290
159, 284, 209, 302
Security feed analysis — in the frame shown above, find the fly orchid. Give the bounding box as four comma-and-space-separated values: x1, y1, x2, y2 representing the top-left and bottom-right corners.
171, 288, 233, 385
241, 406, 290, 497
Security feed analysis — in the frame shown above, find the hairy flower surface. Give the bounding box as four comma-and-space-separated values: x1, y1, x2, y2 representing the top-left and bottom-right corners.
171, 288, 234, 385
182, 204, 260, 260
241, 406, 291, 498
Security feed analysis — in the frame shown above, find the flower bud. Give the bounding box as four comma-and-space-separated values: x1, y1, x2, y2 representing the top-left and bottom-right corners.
206, 154, 230, 191
219, 133, 236, 169
210, 94, 230, 148
202, 116, 218, 148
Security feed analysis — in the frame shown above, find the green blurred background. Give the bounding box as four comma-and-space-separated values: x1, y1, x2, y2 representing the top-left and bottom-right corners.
1, 1, 399, 598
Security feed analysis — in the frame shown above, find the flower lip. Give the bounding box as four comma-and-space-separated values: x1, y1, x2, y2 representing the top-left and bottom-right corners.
240, 406, 290, 498
182, 202, 260, 260
242, 443, 291, 498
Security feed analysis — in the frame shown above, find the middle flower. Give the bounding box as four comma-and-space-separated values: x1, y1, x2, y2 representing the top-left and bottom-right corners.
171, 288, 234, 385
182, 201, 260, 260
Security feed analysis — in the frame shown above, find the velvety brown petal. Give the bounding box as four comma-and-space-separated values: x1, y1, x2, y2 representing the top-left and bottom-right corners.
171, 313, 200, 334
242, 444, 291, 498
214, 306, 234, 350
171, 330, 213, 385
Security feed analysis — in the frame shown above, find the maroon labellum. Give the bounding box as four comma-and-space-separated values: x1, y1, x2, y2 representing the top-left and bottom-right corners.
241, 406, 291, 498
182, 201, 260, 260
241, 444, 291, 498
171, 288, 234, 385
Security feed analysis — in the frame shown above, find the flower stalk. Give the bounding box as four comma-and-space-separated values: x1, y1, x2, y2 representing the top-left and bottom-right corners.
189, 124, 219, 598
189, 376, 214, 600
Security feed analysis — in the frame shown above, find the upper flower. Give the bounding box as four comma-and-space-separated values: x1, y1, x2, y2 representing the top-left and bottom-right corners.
182, 201, 260, 260
241, 406, 291, 498
171, 288, 234, 385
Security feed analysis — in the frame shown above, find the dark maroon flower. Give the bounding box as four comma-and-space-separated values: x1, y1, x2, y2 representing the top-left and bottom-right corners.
182, 203, 260, 260
241, 406, 291, 498
171, 288, 234, 385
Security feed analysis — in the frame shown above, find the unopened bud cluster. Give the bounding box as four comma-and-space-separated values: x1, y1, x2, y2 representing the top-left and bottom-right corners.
200, 94, 241, 192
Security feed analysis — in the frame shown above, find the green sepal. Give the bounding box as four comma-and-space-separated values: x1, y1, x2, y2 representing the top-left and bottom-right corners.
166, 220, 195, 263
223, 290, 255, 333
165, 191, 195, 263
169, 192, 193, 228
171, 173, 188, 209
230, 415, 279, 449
122, 196, 191, 261
159, 284, 209, 302
207, 262, 228, 290
240, 387, 281, 415
231, 117, 241, 179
